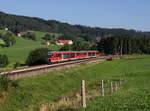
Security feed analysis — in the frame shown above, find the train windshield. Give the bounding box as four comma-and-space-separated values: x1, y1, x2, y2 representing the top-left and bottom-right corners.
48, 52, 53, 57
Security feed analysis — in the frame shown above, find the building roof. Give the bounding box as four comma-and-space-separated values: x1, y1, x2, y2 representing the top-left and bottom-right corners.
57, 40, 72, 43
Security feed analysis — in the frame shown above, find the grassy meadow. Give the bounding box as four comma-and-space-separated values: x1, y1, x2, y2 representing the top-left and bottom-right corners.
0, 30, 61, 68
81, 57, 150, 111
0, 55, 150, 111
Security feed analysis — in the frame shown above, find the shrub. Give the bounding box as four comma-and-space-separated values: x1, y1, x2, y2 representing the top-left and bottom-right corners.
0, 33, 2, 39
13, 61, 21, 69
72, 38, 91, 51
0, 54, 9, 67
10, 80, 19, 89
0, 75, 10, 91
26, 48, 48, 66
42, 33, 56, 43
59, 44, 72, 51
22, 31, 36, 41
0, 75, 19, 91
0, 39, 5, 47
2, 32, 16, 47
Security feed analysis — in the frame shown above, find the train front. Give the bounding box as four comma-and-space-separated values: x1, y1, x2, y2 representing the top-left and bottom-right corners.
48, 51, 53, 64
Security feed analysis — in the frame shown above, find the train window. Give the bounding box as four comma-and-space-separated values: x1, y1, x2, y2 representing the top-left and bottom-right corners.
63, 53, 69, 59
70, 53, 75, 58
92, 52, 95, 56
54, 54, 61, 58
58, 54, 62, 57
48, 52, 53, 57
77, 53, 80, 56
88, 52, 91, 56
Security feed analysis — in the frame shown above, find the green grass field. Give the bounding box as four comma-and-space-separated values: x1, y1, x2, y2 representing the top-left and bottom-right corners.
81, 57, 150, 111
0, 56, 150, 111
0, 30, 61, 68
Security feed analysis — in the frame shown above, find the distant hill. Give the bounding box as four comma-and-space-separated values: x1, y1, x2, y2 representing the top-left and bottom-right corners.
0, 11, 149, 40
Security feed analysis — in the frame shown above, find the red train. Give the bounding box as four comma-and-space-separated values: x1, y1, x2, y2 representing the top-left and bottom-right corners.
48, 51, 100, 63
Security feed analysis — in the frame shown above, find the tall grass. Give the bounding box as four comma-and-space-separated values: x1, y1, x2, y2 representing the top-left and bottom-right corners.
80, 57, 150, 111
0, 56, 150, 111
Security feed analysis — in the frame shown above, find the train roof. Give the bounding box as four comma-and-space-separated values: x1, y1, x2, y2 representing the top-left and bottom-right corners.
48, 51, 99, 55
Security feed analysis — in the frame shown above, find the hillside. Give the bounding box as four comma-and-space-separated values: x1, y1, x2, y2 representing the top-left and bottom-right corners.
0, 30, 61, 68
0, 11, 150, 40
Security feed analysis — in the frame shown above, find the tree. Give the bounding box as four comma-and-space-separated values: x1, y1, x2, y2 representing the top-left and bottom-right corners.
97, 35, 150, 55
72, 38, 91, 51
58, 33, 75, 40
43, 33, 56, 43
26, 48, 48, 66
0, 33, 3, 39
2, 32, 16, 47
59, 44, 72, 51
78, 34, 92, 42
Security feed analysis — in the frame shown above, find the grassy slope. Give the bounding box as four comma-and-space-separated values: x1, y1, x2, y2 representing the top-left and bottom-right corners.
0, 56, 150, 111
0, 30, 61, 68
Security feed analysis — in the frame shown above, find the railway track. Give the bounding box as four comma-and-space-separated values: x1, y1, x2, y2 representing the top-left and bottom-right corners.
0, 56, 107, 79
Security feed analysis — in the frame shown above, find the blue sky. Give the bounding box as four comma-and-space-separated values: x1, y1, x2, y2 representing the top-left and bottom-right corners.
0, 0, 149, 31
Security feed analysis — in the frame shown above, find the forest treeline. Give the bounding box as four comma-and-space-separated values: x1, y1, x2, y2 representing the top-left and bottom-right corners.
97, 35, 150, 54
0, 11, 150, 40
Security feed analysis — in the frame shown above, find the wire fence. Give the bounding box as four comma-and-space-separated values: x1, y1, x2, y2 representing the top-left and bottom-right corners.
39, 78, 126, 111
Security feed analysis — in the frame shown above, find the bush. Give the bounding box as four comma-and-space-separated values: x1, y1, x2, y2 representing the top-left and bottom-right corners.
10, 80, 19, 88
0, 39, 5, 47
22, 31, 36, 41
13, 61, 21, 69
42, 33, 56, 44
72, 38, 91, 51
59, 44, 72, 51
0, 33, 2, 38
26, 48, 48, 66
0, 75, 19, 91
0, 75, 10, 91
0, 54, 9, 67
2, 32, 16, 47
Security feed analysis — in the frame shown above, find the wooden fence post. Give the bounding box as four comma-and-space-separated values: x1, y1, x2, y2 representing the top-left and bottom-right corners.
81, 80, 86, 108
117, 81, 119, 88
40, 104, 47, 111
101, 80, 104, 96
119, 79, 122, 86
115, 82, 118, 91
110, 82, 113, 94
